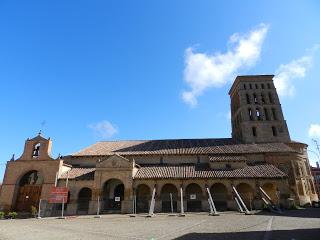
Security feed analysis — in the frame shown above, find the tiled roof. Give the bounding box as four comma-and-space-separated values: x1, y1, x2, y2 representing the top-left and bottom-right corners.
60, 168, 95, 180
70, 138, 296, 156
209, 155, 247, 162
134, 164, 287, 179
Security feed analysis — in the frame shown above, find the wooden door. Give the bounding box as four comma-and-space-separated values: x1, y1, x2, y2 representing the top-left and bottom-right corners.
15, 185, 42, 212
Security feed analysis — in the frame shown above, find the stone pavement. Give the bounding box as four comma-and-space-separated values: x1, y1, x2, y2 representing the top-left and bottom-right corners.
0, 209, 319, 240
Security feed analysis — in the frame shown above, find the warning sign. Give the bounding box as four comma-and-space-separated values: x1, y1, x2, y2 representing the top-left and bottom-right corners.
49, 187, 68, 203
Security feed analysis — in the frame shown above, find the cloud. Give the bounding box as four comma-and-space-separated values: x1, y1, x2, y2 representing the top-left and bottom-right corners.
273, 45, 319, 97
226, 110, 231, 120
182, 23, 269, 106
88, 120, 118, 139
309, 124, 320, 138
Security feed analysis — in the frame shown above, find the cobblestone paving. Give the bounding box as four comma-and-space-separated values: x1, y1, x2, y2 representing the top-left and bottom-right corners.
0, 209, 319, 240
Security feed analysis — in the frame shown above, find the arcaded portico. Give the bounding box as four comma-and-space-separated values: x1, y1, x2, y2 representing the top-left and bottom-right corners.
0, 75, 318, 217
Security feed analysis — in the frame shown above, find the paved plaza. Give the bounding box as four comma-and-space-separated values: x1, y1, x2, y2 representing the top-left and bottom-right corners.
0, 209, 319, 240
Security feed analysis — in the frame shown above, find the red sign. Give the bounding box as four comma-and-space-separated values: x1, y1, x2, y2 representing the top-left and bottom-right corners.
49, 187, 68, 203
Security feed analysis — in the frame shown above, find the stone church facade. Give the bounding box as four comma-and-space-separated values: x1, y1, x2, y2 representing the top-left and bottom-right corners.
0, 75, 318, 216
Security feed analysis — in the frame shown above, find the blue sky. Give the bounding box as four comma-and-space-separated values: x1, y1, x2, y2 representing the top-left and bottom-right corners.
1, 0, 320, 179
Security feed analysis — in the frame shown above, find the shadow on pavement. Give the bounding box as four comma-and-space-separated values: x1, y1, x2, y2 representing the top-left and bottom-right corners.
256, 208, 320, 219
174, 228, 320, 240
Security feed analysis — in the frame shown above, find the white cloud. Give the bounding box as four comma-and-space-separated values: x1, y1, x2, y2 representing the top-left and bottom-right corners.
309, 124, 320, 138
88, 120, 118, 139
182, 23, 269, 106
274, 57, 312, 97
226, 110, 231, 120
273, 45, 319, 97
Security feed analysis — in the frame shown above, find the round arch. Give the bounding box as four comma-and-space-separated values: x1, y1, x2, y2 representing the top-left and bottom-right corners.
210, 183, 228, 211
185, 183, 203, 212
103, 178, 124, 212
15, 170, 43, 213
160, 184, 178, 213
77, 188, 92, 214
262, 183, 278, 203
236, 183, 255, 210
136, 184, 151, 213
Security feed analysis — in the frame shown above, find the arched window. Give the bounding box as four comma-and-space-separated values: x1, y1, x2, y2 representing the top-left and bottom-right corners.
272, 126, 277, 136
264, 108, 270, 120
253, 93, 258, 104
272, 108, 277, 120
252, 127, 257, 137
256, 108, 262, 120
269, 92, 274, 104
261, 93, 266, 104
246, 94, 251, 104
32, 143, 41, 158
248, 108, 253, 120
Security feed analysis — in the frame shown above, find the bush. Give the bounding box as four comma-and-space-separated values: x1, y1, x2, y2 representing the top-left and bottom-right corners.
0, 211, 4, 219
7, 212, 17, 219
31, 206, 37, 217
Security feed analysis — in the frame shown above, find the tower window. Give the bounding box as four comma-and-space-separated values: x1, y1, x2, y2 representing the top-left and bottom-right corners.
249, 84, 252, 89
246, 94, 251, 104
256, 108, 262, 120
243, 84, 246, 89
268, 92, 274, 104
252, 127, 257, 137
248, 108, 253, 120
272, 108, 277, 120
261, 93, 266, 104
32, 143, 41, 158
261, 84, 265, 89
267, 83, 271, 89
264, 108, 270, 120
272, 126, 277, 136
253, 93, 258, 104
255, 84, 258, 89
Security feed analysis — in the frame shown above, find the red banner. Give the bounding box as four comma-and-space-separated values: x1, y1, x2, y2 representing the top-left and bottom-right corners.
49, 187, 68, 203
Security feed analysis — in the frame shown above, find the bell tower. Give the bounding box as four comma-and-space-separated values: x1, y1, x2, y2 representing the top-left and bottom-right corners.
229, 75, 291, 143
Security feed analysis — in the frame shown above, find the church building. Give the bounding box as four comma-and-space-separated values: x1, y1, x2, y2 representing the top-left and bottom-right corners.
0, 75, 318, 216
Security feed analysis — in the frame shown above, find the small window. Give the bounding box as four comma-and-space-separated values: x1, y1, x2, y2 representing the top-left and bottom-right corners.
264, 108, 270, 120
261, 84, 265, 89
255, 84, 258, 89
256, 108, 262, 120
269, 92, 274, 103
243, 84, 246, 89
249, 84, 252, 89
272, 126, 277, 136
253, 93, 258, 104
252, 127, 257, 137
246, 94, 251, 104
261, 93, 266, 104
267, 83, 271, 89
248, 108, 253, 120
272, 108, 277, 120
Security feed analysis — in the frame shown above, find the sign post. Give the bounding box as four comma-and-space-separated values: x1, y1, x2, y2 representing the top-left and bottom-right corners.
49, 187, 68, 219
37, 199, 42, 219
